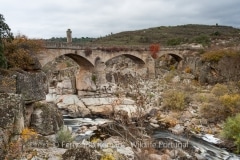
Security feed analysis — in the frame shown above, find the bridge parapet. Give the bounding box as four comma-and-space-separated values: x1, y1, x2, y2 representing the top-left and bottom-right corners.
44, 42, 201, 51
44, 42, 85, 49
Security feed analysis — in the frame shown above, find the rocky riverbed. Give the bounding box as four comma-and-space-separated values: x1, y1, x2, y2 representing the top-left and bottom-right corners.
1, 53, 240, 159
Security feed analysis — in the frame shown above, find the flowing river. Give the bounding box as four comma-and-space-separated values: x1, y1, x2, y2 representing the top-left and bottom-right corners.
153, 130, 240, 160
64, 116, 240, 160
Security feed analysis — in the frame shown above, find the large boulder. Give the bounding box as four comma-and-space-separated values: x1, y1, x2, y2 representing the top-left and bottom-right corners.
81, 97, 139, 118
16, 70, 47, 103
0, 69, 47, 102
56, 95, 91, 118
88, 105, 113, 116
30, 101, 63, 135
0, 93, 25, 159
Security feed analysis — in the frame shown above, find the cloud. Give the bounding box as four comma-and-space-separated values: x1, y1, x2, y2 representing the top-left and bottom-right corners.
1, 0, 240, 38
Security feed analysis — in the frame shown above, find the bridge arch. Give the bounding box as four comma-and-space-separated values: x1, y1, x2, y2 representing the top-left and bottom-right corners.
158, 52, 183, 62
157, 52, 184, 70
105, 54, 145, 66
39, 51, 94, 70
65, 53, 94, 69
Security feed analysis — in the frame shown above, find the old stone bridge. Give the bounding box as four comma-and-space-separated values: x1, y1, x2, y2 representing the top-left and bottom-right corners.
37, 42, 194, 68
37, 42, 199, 95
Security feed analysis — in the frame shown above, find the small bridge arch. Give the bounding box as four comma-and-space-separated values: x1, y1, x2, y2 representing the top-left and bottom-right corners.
158, 52, 183, 62
37, 49, 95, 70
104, 53, 146, 66
65, 53, 94, 69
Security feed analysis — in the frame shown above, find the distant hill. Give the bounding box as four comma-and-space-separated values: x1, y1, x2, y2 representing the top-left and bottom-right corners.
93, 24, 240, 47
46, 24, 240, 47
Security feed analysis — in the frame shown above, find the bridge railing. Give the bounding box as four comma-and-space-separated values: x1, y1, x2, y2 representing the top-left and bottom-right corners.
44, 42, 86, 49
44, 41, 202, 51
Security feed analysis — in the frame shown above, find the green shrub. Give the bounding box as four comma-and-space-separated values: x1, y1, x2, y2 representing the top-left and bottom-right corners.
193, 35, 210, 46
221, 113, 240, 153
0, 51, 7, 68
211, 83, 229, 96
162, 90, 186, 110
167, 38, 182, 46
92, 74, 97, 84
56, 126, 73, 144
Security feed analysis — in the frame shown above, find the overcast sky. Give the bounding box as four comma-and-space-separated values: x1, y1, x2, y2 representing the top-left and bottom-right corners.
1, 0, 240, 39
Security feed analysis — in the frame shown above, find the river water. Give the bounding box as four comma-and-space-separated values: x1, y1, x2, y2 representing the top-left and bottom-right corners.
153, 130, 240, 160
64, 116, 240, 160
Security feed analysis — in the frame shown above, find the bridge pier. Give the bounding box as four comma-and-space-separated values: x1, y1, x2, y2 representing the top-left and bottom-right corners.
146, 56, 156, 79
93, 58, 107, 86
76, 68, 97, 96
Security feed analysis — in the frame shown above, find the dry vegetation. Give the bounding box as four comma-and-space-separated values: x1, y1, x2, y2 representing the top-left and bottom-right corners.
3, 34, 44, 69
201, 49, 240, 62
198, 83, 240, 121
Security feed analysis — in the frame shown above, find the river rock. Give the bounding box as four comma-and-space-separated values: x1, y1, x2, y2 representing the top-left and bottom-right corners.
81, 97, 116, 106
46, 93, 57, 102
62, 104, 91, 118
149, 118, 158, 124
103, 136, 135, 159
56, 95, 91, 117
191, 118, 201, 125
88, 105, 113, 116
169, 124, 185, 134
150, 123, 160, 128
81, 97, 135, 106
194, 153, 205, 160
114, 105, 140, 118
200, 118, 208, 126
148, 154, 171, 160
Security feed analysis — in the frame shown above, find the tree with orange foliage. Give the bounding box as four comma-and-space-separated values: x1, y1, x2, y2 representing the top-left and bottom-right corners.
149, 44, 160, 59
4, 34, 44, 70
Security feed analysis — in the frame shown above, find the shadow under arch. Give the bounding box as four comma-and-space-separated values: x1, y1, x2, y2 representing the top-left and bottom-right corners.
105, 54, 145, 66
159, 53, 183, 62
168, 53, 183, 62
65, 53, 94, 69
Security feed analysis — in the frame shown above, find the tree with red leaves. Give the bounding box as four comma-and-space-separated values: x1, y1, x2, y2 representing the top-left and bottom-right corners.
149, 44, 160, 59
